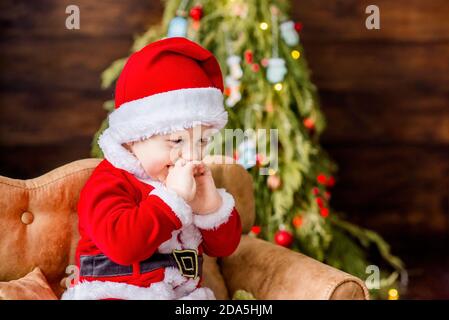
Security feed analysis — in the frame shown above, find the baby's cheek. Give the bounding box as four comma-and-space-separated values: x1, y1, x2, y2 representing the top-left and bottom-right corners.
142, 154, 171, 178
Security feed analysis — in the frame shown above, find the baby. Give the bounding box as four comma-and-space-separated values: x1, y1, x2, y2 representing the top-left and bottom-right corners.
61, 37, 242, 300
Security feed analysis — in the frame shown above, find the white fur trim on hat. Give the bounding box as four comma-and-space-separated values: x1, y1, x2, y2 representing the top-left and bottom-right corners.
149, 186, 193, 226
193, 188, 235, 230
98, 87, 228, 179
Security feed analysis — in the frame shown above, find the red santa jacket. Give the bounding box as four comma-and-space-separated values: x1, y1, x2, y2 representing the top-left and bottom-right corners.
62, 159, 242, 300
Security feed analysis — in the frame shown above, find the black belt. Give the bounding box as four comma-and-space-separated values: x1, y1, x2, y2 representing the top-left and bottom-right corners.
80, 249, 202, 280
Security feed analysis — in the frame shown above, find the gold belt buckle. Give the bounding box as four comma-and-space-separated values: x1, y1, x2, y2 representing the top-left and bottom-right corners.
172, 249, 199, 279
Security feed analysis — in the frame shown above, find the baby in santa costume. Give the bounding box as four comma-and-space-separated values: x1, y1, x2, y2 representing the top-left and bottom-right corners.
61, 37, 242, 300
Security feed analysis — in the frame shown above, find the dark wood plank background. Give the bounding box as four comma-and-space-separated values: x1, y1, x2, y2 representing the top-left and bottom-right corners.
1, 0, 448, 298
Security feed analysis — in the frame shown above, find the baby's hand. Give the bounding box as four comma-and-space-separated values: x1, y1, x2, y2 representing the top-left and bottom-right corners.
165, 159, 202, 202
187, 163, 223, 215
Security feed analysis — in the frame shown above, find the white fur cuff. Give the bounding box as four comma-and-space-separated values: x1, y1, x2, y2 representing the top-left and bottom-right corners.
150, 187, 193, 226
193, 188, 235, 230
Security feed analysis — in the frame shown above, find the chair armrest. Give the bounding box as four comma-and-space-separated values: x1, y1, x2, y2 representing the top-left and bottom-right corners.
219, 235, 370, 300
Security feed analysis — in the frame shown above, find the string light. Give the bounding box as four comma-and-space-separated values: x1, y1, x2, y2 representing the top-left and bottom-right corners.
291, 50, 301, 60
388, 288, 399, 300
260, 22, 269, 30
274, 83, 283, 91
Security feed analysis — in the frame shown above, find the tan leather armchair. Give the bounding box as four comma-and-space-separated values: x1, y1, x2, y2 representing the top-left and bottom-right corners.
0, 158, 369, 300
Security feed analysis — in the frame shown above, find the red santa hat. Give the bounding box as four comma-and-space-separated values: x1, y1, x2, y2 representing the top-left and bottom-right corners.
98, 37, 228, 178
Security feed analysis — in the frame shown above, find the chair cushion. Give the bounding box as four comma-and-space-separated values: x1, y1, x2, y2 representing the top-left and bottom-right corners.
0, 267, 57, 300
0, 159, 98, 298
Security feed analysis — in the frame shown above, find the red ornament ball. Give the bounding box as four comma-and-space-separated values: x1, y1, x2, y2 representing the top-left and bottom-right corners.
303, 117, 315, 130
244, 49, 254, 64
275, 230, 294, 247
317, 173, 327, 185
294, 22, 303, 32
261, 58, 270, 67
251, 225, 261, 235
312, 187, 320, 196
189, 5, 203, 21
327, 176, 336, 188
320, 207, 329, 218
316, 197, 325, 208
251, 63, 260, 72
256, 153, 266, 166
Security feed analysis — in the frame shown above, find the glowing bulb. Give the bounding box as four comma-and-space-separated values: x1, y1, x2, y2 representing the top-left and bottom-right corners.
260, 22, 269, 30
291, 50, 301, 60
268, 168, 276, 176
274, 83, 283, 91
388, 288, 399, 300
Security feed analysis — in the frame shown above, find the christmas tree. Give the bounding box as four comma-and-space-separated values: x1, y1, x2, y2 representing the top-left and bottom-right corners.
93, 0, 405, 299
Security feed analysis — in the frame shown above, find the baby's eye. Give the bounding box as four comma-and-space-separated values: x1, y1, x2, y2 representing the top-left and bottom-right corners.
169, 138, 183, 144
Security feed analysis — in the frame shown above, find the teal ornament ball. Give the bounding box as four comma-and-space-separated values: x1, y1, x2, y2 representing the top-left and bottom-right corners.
167, 16, 188, 38
280, 20, 300, 46
266, 58, 287, 83
237, 138, 257, 169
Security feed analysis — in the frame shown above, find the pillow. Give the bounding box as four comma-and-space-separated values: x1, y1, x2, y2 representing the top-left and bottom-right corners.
0, 267, 58, 300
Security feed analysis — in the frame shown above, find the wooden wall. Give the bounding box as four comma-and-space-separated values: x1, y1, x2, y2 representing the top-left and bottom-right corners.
293, 0, 449, 241
0, 0, 448, 242
0, 0, 164, 176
